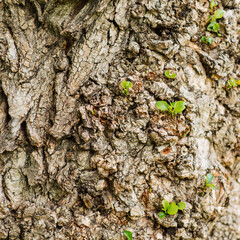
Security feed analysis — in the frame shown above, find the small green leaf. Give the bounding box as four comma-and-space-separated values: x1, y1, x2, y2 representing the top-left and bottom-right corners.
171, 102, 176, 108
207, 37, 213, 44
124, 230, 132, 240
202, 36, 206, 43
206, 173, 214, 184
228, 78, 238, 88
165, 70, 170, 77
165, 70, 176, 79
213, 22, 220, 32
210, 184, 215, 190
121, 80, 132, 91
174, 101, 187, 114
156, 101, 169, 111
170, 73, 176, 78
177, 202, 186, 210
202, 36, 213, 44
210, 0, 218, 13
167, 202, 178, 215
207, 21, 214, 31
158, 212, 166, 219
214, 9, 224, 19
207, 20, 220, 32
162, 199, 169, 211
121, 80, 132, 95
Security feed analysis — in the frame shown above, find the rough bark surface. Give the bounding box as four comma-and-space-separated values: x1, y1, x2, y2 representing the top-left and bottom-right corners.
0, 0, 239, 239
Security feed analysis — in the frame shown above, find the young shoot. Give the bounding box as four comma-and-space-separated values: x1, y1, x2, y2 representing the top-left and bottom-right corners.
202, 36, 213, 44
207, 9, 225, 37
165, 70, 176, 79
156, 101, 187, 115
121, 80, 133, 95
124, 230, 132, 240
228, 77, 240, 88
159, 199, 186, 219
202, 173, 215, 196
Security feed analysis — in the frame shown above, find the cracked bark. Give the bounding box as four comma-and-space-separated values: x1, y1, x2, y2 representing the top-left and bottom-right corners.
0, 0, 239, 239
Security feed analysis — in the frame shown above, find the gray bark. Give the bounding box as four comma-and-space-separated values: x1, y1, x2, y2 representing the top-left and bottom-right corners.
0, 0, 239, 239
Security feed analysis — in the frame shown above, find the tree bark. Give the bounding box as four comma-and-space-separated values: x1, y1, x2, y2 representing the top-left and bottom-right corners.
0, 0, 239, 239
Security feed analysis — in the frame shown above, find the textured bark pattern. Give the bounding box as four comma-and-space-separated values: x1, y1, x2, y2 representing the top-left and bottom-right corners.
0, 0, 239, 239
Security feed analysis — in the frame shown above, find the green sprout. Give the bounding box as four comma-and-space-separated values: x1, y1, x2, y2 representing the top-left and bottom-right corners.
202, 173, 215, 196
228, 77, 240, 88
202, 36, 213, 44
165, 70, 176, 79
207, 9, 225, 37
210, 0, 218, 13
124, 230, 132, 240
121, 80, 133, 95
156, 101, 187, 115
159, 199, 186, 219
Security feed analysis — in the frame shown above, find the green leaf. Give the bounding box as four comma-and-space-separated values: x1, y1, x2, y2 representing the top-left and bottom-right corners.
210, 184, 215, 190
206, 173, 214, 184
201, 36, 206, 42
207, 37, 213, 44
202, 36, 213, 44
167, 202, 178, 215
173, 101, 187, 114
170, 73, 176, 78
162, 199, 169, 210
214, 9, 224, 19
207, 22, 213, 31
210, 0, 218, 12
228, 78, 238, 88
213, 22, 220, 32
177, 202, 186, 210
156, 101, 169, 111
165, 70, 176, 79
207, 20, 217, 31
121, 80, 132, 90
165, 70, 170, 77
158, 212, 166, 219
124, 230, 132, 240
169, 102, 175, 109
121, 80, 132, 95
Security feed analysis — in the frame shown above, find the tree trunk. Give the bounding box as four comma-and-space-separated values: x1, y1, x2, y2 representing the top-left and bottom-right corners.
0, 0, 239, 239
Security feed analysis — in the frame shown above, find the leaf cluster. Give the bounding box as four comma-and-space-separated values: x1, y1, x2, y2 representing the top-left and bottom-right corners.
165, 70, 176, 79
207, 9, 224, 37
124, 230, 132, 240
228, 77, 240, 88
159, 199, 186, 219
121, 80, 133, 95
202, 173, 215, 196
155, 101, 187, 115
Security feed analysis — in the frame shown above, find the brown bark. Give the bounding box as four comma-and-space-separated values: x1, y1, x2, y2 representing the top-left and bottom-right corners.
0, 0, 239, 239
